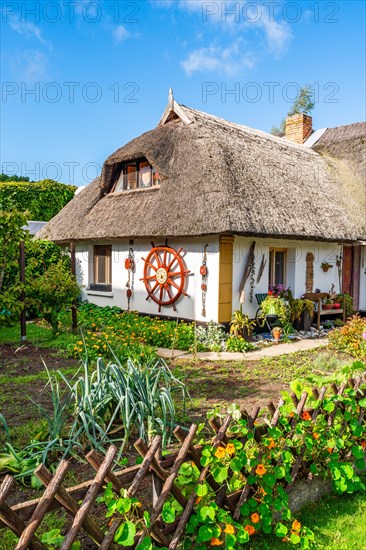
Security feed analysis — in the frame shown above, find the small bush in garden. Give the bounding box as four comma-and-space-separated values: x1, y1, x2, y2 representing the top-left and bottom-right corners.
26, 261, 80, 335
328, 315, 366, 359
194, 321, 227, 352
226, 335, 255, 353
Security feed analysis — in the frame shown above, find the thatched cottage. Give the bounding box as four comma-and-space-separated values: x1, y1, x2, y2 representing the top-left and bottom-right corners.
38, 93, 366, 322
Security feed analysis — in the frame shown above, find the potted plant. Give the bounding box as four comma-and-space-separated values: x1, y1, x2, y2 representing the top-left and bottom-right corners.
260, 295, 288, 325
230, 309, 256, 342
323, 298, 334, 310
272, 326, 282, 341
321, 262, 333, 272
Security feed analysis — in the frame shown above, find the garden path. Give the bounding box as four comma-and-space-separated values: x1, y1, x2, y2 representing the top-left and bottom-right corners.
157, 338, 328, 362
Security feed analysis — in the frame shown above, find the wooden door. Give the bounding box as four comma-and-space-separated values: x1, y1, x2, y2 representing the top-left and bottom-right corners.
342, 245, 361, 309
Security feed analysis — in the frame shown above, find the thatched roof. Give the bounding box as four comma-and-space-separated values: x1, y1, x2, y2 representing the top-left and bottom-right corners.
37, 101, 366, 243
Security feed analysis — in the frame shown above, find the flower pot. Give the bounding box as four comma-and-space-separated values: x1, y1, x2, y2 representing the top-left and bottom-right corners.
242, 328, 254, 342
323, 304, 333, 310
272, 329, 282, 341
333, 303, 341, 309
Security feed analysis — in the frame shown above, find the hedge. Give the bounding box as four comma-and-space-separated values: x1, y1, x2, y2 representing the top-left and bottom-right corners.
0, 179, 77, 221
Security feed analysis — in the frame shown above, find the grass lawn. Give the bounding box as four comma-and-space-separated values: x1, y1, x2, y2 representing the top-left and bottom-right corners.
248, 491, 366, 549
0, 324, 365, 548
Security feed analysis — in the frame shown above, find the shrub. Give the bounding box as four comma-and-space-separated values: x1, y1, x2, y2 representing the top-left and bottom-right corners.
336, 293, 354, 317
0, 179, 76, 221
328, 315, 366, 359
226, 335, 255, 353
26, 261, 80, 334
194, 321, 227, 352
0, 210, 28, 325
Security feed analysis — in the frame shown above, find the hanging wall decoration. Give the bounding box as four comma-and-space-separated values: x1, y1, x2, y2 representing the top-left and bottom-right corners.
239, 241, 256, 305
305, 252, 314, 293
141, 244, 190, 312
200, 244, 209, 317
125, 246, 135, 310
256, 254, 266, 284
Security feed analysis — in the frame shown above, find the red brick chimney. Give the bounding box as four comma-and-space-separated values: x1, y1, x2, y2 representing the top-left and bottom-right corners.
285, 113, 313, 144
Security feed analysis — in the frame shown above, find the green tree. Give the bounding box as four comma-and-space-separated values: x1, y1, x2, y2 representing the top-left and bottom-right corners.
0, 173, 31, 182
271, 85, 315, 137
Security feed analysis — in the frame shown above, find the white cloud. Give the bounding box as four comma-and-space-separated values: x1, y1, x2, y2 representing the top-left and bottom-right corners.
260, 18, 292, 55
154, 0, 293, 75
8, 17, 52, 49
112, 25, 130, 42
182, 40, 255, 76
10, 49, 50, 82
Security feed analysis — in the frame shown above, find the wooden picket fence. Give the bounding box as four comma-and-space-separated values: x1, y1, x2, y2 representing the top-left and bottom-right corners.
0, 372, 365, 549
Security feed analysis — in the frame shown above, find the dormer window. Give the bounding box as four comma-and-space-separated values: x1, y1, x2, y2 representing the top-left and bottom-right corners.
112, 158, 161, 192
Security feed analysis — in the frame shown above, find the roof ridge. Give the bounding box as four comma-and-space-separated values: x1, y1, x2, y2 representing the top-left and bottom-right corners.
179, 104, 317, 153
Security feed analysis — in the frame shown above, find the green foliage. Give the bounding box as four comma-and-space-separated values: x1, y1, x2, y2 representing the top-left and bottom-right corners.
271, 85, 315, 136
336, 293, 354, 317
0, 173, 31, 182
230, 309, 256, 337
194, 321, 227, 352
328, 315, 366, 359
226, 336, 255, 353
0, 366, 81, 487
26, 261, 80, 334
0, 210, 28, 325
60, 356, 188, 453
0, 355, 188, 482
0, 179, 76, 221
94, 364, 366, 549
287, 85, 315, 116
259, 296, 289, 326
72, 303, 196, 356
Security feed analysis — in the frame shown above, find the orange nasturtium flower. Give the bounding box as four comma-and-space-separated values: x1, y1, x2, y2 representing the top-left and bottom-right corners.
255, 464, 266, 476
327, 447, 333, 454
251, 513, 260, 524
244, 525, 255, 536
224, 524, 235, 535
301, 411, 311, 421
226, 443, 235, 455
215, 446, 226, 459
361, 440, 366, 449
313, 432, 320, 440
292, 520, 301, 532
210, 538, 224, 546
267, 438, 276, 449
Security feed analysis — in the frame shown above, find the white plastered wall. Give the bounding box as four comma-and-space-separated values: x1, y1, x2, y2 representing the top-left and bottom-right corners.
232, 237, 343, 318
75, 237, 220, 322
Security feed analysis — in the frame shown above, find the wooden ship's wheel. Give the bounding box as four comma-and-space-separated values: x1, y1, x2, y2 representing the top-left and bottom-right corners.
141, 246, 190, 312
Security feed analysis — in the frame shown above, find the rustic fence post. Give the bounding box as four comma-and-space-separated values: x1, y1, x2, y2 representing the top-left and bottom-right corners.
70, 242, 78, 332
19, 241, 26, 343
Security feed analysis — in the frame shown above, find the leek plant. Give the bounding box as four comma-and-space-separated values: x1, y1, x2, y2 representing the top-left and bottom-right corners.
0, 354, 188, 484
61, 357, 188, 457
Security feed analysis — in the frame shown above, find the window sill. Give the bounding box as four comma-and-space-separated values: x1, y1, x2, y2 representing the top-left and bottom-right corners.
109, 186, 160, 196
86, 289, 114, 298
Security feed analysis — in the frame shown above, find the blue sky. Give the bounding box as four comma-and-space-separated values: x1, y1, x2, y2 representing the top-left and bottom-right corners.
1, 0, 365, 185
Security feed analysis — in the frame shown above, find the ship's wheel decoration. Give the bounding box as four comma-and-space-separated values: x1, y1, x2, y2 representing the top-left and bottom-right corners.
141, 245, 190, 312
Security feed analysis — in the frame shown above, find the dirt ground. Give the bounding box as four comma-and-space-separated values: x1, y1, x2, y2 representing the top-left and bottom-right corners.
0, 344, 79, 429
